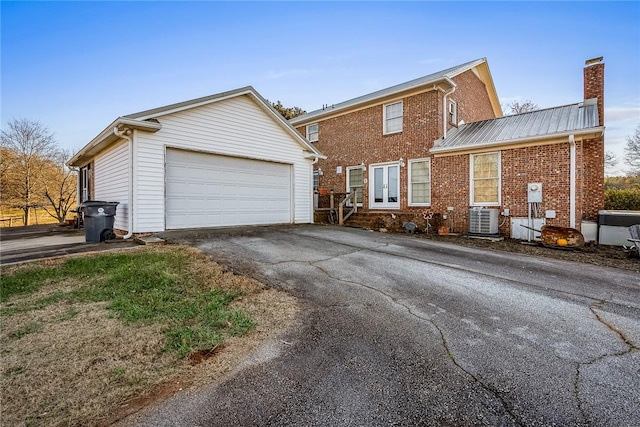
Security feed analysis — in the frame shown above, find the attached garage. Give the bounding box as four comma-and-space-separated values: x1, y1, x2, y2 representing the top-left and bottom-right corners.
165, 149, 292, 229
67, 86, 324, 235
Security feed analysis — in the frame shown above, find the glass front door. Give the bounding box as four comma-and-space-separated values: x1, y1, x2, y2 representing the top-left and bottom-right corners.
369, 163, 399, 209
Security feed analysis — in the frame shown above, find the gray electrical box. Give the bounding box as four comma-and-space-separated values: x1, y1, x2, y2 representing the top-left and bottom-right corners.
527, 183, 542, 203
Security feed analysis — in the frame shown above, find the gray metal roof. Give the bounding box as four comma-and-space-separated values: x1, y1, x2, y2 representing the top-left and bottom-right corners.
431, 100, 601, 153
290, 58, 488, 125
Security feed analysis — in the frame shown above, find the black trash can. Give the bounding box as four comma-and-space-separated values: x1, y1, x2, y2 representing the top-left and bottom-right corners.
81, 201, 119, 243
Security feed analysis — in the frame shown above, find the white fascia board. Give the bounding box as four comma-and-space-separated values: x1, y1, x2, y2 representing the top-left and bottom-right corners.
430, 127, 605, 155
130, 88, 255, 121
67, 118, 162, 167
247, 90, 326, 160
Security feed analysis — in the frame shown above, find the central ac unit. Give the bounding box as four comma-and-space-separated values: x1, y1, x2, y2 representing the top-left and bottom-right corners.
468, 209, 499, 235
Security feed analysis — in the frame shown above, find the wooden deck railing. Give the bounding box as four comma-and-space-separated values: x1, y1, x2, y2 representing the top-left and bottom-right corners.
315, 189, 358, 225
338, 189, 357, 225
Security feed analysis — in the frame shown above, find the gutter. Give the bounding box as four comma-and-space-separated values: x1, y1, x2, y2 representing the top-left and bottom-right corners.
113, 126, 134, 239
67, 118, 161, 167
430, 126, 605, 156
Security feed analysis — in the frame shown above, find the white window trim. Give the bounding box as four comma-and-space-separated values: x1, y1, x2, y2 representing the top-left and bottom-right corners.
408, 158, 431, 207
306, 123, 319, 142
470, 151, 501, 207
346, 165, 364, 207
383, 101, 403, 135
449, 100, 457, 125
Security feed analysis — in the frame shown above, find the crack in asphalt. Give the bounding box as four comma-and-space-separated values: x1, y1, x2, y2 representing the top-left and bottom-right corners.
309, 259, 524, 426
289, 230, 634, 308
573, 300, 639, 425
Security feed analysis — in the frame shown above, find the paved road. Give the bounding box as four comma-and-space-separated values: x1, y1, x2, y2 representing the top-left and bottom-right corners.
131, 225, 639, 426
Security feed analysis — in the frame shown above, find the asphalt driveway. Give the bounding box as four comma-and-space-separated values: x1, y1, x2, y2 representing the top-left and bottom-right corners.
129, 225, 639, 426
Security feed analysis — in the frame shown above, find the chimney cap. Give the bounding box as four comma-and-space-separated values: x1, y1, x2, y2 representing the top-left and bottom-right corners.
585, 56, 604, 66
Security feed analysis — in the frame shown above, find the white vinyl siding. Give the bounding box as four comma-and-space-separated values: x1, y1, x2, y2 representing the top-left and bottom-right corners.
93, 140, 129, 231
306, 123, 319, 142
133, 94, 313, 232
383, 101, 403, 134
408, 158, 431, 206
470, 152, 501, 206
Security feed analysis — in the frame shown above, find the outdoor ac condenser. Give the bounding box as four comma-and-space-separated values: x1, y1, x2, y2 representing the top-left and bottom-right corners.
468, 209, 499, 235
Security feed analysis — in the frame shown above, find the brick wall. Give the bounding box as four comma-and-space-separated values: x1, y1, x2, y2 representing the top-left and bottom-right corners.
580, 136, 605, 220
298, 68, 496, 210
582, 59, 605, 220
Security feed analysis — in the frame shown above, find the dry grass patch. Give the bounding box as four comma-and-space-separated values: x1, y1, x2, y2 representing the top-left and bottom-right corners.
0, 245, 297, 426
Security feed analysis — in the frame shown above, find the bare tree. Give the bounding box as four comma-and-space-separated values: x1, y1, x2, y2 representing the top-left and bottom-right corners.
1, 119, 57, 225
605, 151, 617, 170
504, 100, 539, 115
625, 124, 640, 176
40, 150, 77, 224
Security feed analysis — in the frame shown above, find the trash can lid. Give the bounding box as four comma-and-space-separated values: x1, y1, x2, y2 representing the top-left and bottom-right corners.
81, 200, 120, 207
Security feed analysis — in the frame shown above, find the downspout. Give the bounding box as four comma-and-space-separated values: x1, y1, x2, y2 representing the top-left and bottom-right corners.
114, 126, 134, 239
442, 80, 457, 139
569, 134, 576, 229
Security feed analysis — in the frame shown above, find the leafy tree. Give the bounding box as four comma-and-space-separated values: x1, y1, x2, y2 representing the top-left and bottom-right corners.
40, 150, 77, 224
1, 119, 58, 225
624, 124, 640, 176
504, 100, 539, 115
270, 100, 306, 120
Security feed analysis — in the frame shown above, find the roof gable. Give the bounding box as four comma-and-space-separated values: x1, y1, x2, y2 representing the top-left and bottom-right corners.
290, 58, 502, 125
68, 87, 324, 167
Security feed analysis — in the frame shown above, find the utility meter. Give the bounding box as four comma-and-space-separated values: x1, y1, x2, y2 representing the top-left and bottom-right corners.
527, 183, 542, 203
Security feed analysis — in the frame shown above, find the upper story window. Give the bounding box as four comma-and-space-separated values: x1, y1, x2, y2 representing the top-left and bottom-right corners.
408, 158, 431, 206
306, 123, 319, 142
470, 152, 500, 206
383, 101, 403, 134
448, 100, 458, 125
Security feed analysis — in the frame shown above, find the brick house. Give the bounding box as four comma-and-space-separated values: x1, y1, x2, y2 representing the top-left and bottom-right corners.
290, 57, 605, 238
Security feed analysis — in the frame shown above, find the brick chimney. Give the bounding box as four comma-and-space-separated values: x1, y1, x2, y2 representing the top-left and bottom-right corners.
584, 56, 604, 126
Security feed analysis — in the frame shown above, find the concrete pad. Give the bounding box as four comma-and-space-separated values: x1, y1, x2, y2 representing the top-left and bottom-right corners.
1, 233, 86, 251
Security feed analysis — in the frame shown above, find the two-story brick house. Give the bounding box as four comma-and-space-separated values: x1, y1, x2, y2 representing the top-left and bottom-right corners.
290, 57, 605, 238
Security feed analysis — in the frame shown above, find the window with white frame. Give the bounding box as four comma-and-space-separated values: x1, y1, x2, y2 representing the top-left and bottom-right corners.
471, 152, 500, 205
306, 123, 319, 142
448, 100, 457, 125
383, 101, 403, 134
346, 166, 364, 205
313, 170, 320, 192
408, 158, 431, 206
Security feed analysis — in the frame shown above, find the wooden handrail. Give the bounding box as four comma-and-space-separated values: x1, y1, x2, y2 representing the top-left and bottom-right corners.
338, 189, 358, 225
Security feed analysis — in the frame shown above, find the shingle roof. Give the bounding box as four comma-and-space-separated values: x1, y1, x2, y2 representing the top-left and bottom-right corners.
431, 100, 601, 153
290, 58, 489, 125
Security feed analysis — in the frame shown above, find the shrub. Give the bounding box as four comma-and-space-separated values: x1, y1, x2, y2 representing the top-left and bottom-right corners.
604, 188, 640, 210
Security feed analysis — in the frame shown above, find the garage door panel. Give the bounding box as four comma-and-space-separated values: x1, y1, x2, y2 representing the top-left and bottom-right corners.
166, 149, 291, 229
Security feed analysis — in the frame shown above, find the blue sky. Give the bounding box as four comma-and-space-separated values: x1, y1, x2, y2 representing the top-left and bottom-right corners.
2, 1, 639, 175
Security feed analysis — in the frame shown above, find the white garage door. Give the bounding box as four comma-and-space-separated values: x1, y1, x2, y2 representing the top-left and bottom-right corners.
165, 149, 292, 229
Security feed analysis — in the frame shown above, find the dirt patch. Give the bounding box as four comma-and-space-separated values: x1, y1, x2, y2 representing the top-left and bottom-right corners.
415, 233, 639, 273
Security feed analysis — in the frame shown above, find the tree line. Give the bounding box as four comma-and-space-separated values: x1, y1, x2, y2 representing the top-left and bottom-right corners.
1, 118, 76, 226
